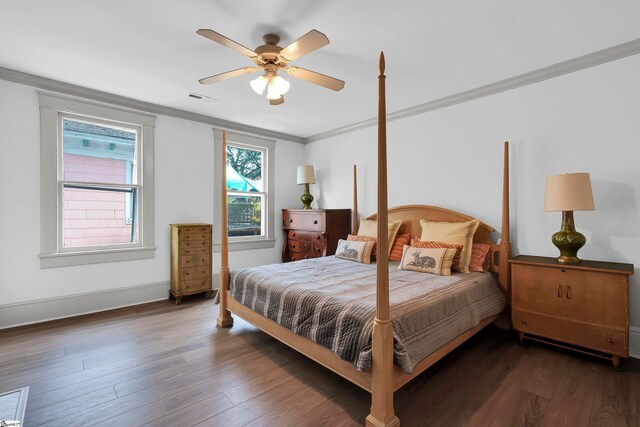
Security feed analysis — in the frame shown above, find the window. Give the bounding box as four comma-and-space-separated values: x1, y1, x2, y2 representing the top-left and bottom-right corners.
39, 92, 156, 267
214, 130, 275, 252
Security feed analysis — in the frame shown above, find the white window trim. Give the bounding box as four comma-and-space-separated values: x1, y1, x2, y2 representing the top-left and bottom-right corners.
38, 91, 156, 268
213, 129, 275, 252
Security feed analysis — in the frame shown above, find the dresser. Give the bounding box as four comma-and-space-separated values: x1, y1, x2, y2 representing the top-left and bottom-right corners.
509, 255, 634, 368
282, 209, 351, 262
170, 224, 214, 304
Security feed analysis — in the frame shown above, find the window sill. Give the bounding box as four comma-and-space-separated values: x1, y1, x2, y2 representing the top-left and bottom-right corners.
213, 238, 276, 252
39, 246, 156, 268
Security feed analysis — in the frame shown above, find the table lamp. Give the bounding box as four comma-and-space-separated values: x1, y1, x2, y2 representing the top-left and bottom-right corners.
297, 165, 316, 209
544, 173, 595, 264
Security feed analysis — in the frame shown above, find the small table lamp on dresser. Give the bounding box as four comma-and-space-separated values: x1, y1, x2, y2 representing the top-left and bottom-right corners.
544, 172, 595, 264
297, 165, 316, 209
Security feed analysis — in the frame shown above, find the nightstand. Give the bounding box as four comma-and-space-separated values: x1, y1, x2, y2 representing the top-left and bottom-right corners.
282, 209, 351, 262
509, 255, 634, 368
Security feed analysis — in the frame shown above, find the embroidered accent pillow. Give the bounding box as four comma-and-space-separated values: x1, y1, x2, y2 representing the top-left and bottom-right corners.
419, 220, 480, 273
411, 239, 463, 272
335, 239, 375, 264
469, 243, 492, 272
358, 218, 402, 256
389, 234, 410, 261
398, 245, 457, 276
347, 234, 378, 259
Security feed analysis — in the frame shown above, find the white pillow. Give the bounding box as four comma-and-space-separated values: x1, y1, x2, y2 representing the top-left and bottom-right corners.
335, 239, 375, 264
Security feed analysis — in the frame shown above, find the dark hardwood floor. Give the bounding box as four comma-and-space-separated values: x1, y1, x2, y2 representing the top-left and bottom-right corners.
1, 297, 638, 426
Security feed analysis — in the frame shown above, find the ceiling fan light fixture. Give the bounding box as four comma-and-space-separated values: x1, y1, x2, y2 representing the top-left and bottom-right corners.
271, 75, 290, 95
266, 82, 283, 100
250, 75, 268, 95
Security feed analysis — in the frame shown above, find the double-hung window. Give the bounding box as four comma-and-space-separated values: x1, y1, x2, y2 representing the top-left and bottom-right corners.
214, 130, 275, 252
39, 93, 156, 267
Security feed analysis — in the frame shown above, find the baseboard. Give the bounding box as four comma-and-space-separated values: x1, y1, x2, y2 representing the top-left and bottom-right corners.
630, 326, 640, 359
0, 281, 169, 329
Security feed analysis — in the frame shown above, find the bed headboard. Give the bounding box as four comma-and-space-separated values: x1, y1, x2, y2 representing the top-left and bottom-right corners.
366, 204, 495, 244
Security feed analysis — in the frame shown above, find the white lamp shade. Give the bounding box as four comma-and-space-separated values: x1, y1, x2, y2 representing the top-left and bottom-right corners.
250, 75, 268, 95
296, 165, 316, 184
544, 173, 595, 212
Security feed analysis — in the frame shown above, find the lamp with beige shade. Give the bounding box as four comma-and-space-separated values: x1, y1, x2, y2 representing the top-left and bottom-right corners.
297, 165, 316, 209
544, 172, 595, 264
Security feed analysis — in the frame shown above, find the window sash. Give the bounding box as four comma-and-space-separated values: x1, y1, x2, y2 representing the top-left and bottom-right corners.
58, 181, 142, 252
57, 113, 144, 253
226, 142, 267, 240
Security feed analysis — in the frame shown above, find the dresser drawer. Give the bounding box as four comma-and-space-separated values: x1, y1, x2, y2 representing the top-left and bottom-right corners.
181, 246, 211, 256
180, 239, 210, 249
181, 254, 210, 268
182, 277, 212, 293
180, 229, 211, 241
283, 212, 325, 231
511, 263, 626, 329
180, 266, 210, 281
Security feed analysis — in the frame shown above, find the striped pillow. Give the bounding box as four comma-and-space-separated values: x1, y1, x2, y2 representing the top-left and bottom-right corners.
389, 234, 410, 261
411, 239, 464, 272
469, 243, 492, 272
347, 234, 377, 258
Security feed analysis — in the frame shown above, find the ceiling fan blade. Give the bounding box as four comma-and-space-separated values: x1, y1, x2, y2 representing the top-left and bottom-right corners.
287, 67, 345, 91
279, 30, 329, 61
199, 67, 260, 85
197, 29, 257, 58
269, 96, 284, 106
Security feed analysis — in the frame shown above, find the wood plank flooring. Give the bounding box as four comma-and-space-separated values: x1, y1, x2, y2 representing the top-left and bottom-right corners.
1, 297, 638, 426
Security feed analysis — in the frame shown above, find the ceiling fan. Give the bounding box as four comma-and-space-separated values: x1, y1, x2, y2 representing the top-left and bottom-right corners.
196, 29, 345, 105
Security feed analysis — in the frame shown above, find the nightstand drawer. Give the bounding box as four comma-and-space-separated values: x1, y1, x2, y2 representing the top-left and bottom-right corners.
180, 266, 210, 281
513, 310, 607, 353
181, 254, 210, 268
511, 263, 626, 329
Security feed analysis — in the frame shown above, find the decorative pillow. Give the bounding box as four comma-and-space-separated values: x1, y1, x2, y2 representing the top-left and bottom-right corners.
398, 245, 457, 276
389, 234, 410, 261
411, 239, 463, 272
419, 220, 480, 273
358, 218, 402, 256
335, 239, 375, 264
347, 234, 378, 259
469, 243, 492, 272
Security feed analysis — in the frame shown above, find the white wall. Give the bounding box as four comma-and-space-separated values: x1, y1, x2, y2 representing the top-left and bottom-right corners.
0, 79, 303, 325
305, 54, 640, 348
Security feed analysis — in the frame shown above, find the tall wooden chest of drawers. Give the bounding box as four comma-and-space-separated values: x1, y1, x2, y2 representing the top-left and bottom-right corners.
510, 255, 634, 367
282, 209, 351, 262
170, 223, 214, 304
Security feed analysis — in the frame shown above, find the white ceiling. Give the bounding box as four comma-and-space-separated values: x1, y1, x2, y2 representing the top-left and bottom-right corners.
2, 0, 640, 139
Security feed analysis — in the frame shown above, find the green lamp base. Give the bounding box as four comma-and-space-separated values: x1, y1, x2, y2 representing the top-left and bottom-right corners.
300, 183, 314, 209
552, 211, 586, 264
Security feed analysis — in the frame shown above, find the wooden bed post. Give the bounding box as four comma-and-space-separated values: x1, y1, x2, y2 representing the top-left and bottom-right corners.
353, 164, 359, 234
366, 52, 400, 427
498, 141, 512, 302
216, 130, 233, 328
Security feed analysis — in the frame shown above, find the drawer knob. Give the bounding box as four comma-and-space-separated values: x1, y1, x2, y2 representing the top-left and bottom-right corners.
520, 319, 528, 325
313, 220, 318, 224
557, 284, 562, 298
292, 233, 296, 237
607, 338, 614, 344
566, 285, 572, 299
316, 235, 321, 239
289, 219, 293, 223
316, 248, 321, 253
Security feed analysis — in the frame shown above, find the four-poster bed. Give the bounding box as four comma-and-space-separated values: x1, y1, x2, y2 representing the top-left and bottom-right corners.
216, 53, 512, 426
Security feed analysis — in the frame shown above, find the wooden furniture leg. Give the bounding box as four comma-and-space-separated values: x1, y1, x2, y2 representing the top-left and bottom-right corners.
216, 130, 233, 328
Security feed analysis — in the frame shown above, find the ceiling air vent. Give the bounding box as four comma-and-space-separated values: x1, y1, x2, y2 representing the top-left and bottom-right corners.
189, 93, 217, 103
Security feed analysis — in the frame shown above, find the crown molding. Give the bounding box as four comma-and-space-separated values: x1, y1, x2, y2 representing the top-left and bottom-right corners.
304, 37, 640, 143
0, 66, 305, 144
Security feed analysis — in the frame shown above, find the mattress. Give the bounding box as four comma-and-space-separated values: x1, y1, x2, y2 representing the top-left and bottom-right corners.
229, 256, 506, 373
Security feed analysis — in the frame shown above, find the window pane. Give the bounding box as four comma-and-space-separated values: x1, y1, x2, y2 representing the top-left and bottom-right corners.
227, 195, 263, 237
63, 185, 138, 248
63, 118, 136, 185
226, 146, 263, 192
